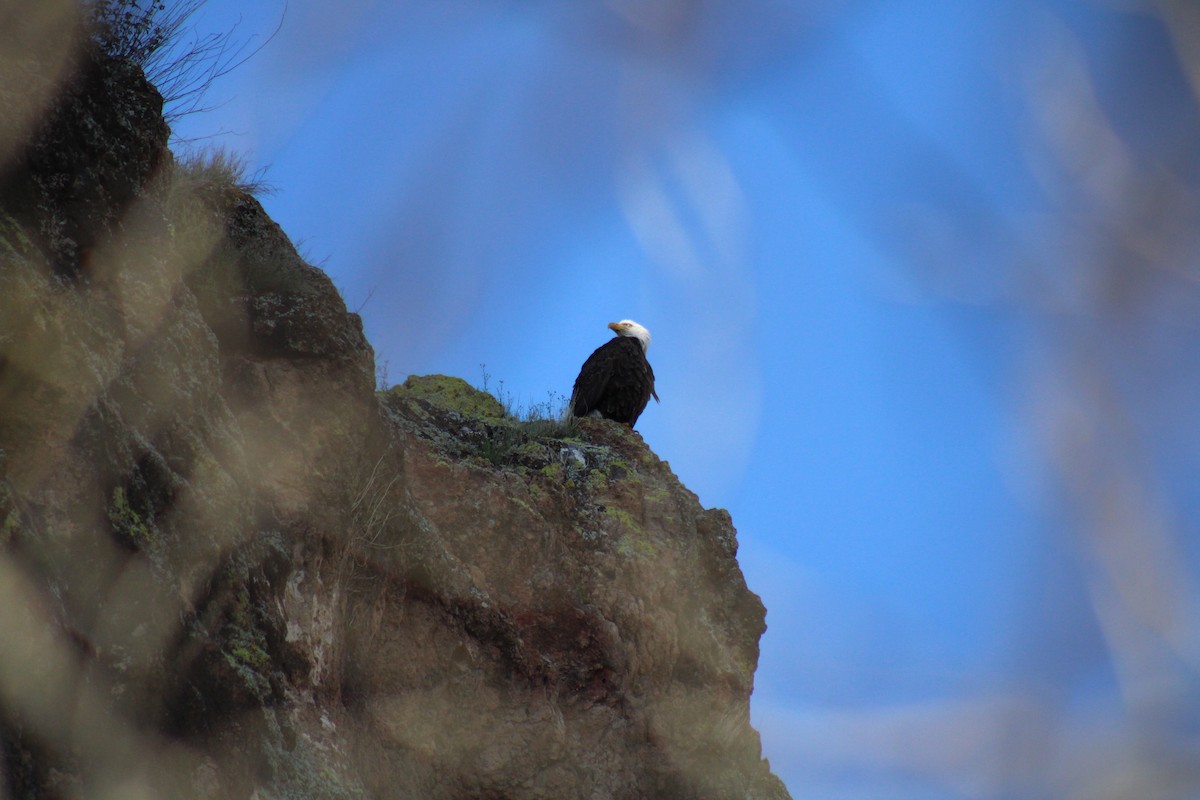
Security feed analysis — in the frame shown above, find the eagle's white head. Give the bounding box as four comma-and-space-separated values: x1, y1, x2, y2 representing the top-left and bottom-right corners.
608, 320, 651, 353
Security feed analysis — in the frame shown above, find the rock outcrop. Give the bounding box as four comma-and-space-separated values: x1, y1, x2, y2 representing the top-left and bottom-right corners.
0, 14, 789, 800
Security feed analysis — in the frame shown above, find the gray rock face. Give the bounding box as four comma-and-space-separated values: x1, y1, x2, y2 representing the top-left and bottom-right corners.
0, 28, 789, 800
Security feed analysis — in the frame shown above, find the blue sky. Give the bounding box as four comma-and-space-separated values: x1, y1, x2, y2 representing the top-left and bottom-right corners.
171, 1, 1200, 795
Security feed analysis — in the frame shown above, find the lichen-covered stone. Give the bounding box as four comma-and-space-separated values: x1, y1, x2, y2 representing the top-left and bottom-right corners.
388, 374, 507, 421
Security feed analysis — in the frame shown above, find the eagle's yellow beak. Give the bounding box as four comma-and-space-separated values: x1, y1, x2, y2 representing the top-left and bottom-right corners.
607, 321, 621, 332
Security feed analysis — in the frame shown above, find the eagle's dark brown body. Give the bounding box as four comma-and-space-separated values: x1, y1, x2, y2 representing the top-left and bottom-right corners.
570, 335, 657, 428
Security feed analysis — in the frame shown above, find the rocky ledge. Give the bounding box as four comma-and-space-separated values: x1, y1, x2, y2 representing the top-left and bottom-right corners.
0, 18, 789, 800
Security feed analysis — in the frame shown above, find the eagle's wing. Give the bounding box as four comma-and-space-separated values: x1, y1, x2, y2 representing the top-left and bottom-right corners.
570, 339, 618, 416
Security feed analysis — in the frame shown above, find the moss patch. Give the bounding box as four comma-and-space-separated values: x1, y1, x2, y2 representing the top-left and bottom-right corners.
604, 505, 641, 533
389, 375, 506, 421
108, 486, 154, 549
221, 584, 274, 703
616, 534, 657, 559
586, 470, 609, 492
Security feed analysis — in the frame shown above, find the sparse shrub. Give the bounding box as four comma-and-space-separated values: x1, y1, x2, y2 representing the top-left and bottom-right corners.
348, 454, 402, 554
478, 364, 578, 439
477, 422, 524, 467
158, 145, 271, 288
87, 0, 173, 64
174, 145, 272, 197
375, 358, 390, 392
474, 366, 579, 465
521, 389, 578, 440
84, 0, 281, 128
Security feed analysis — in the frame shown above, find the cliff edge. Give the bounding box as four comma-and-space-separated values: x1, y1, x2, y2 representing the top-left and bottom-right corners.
0, 20, 789, 800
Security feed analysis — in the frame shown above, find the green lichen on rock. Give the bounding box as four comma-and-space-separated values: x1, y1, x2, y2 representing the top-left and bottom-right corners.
616, 533, 658, 559
390, 374, 506, 421
220, 585, 274, 705
604, 505, 641, 534
108, 486, 154, 548
586, 469, 609, 492
385, 375, 587, 470
644, 485, 671, 504
227, 586, 271, 671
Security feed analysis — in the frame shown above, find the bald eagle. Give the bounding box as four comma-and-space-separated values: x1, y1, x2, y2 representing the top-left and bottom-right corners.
570, 320, 658, 428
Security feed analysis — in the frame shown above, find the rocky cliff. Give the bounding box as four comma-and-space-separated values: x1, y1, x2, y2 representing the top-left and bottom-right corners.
0, 13, 789, 800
